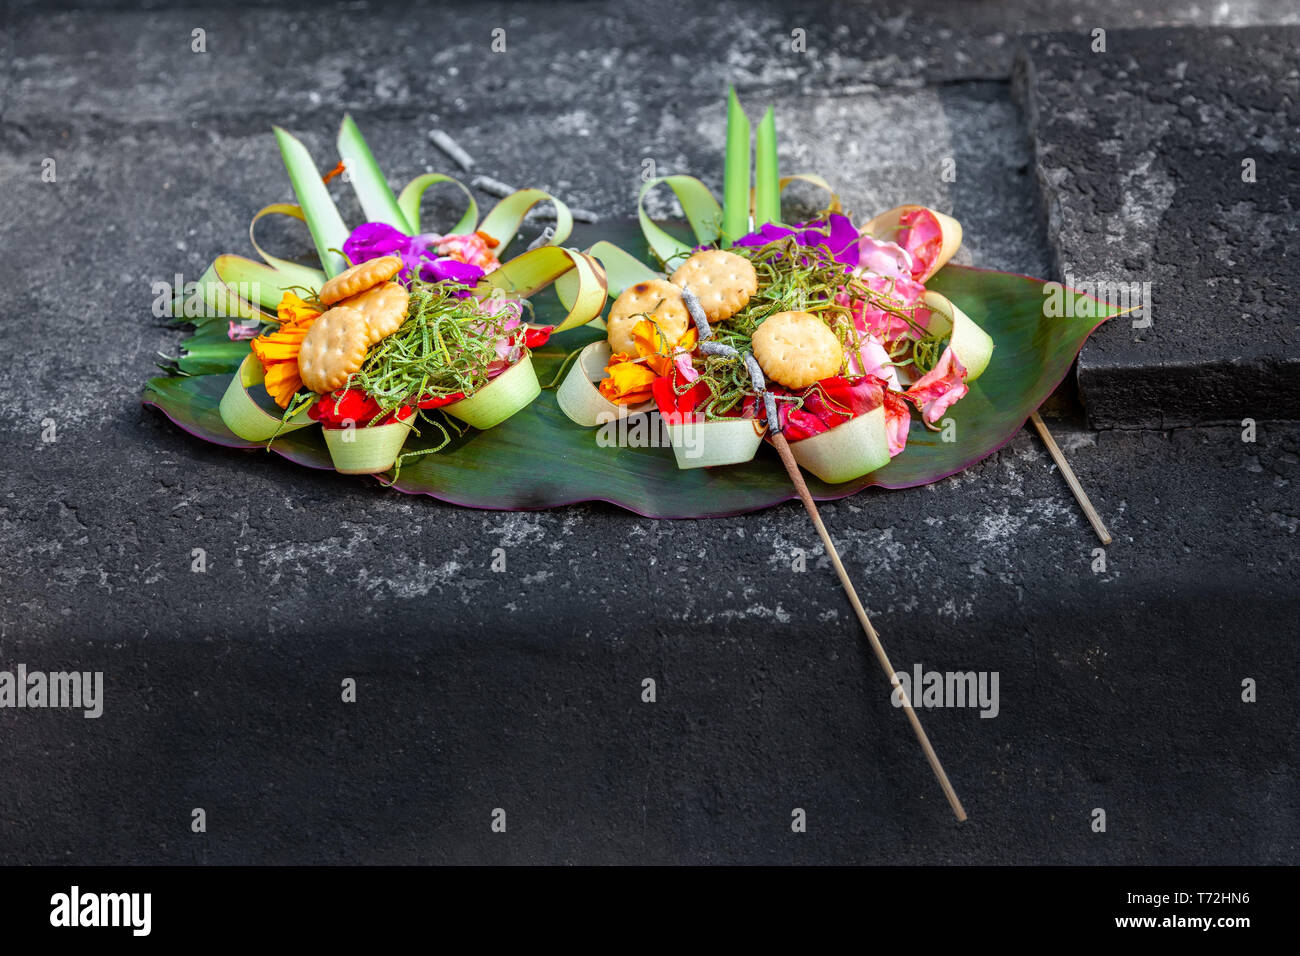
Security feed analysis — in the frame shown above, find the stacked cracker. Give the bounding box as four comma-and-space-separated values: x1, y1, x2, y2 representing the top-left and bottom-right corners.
298, 255, 410, 393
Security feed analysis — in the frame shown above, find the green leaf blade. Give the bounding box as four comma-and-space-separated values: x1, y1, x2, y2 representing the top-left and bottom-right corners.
337, 114, 410, 233
273, 126, 349, 277
754, 107, 781, 228
722, 87, 751, 246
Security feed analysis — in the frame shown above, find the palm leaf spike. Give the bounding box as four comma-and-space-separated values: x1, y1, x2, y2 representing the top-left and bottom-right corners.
721, 86, 751, 246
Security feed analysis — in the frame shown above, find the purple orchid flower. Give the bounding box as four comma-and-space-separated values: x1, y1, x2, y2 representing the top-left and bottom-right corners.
732, 212, 862, 269
343, 222, 486, 291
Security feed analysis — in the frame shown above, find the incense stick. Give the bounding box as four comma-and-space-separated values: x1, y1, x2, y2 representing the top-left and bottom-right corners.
769, 432, 968, 822
1028, 412, 1112, 545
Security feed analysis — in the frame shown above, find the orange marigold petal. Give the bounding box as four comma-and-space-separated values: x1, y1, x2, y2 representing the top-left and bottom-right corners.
644, 355, 674, 378
250, 324, 311, 368
250, 339, 300, 365
262, 362, 303, 409
630, 317, 697, 364
276, 291, 322, 327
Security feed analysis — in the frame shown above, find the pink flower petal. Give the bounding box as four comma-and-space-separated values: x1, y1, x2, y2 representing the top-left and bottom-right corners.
673, 351, 700, 383
855, 233, 913, 281
844, 328, 902, 391
883, 390, 910, 457
905, 346, 968, 424
895, 208, 944, 282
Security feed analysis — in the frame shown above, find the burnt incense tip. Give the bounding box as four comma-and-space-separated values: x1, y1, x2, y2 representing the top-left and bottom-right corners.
679, 285, 713, 340
526, 226, 556, 252
427, 129, 476, 171
471, 174, 517, 198
699, 340, 737, 358
763, 391, 779, 432
743, 351, 765, 392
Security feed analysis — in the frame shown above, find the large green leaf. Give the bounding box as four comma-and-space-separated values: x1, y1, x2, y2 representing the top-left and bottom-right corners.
143, 222, 1118, 518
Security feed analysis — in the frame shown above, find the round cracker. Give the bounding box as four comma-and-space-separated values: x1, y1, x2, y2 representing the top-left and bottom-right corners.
297, 305, 371, 393
338, 281, 409, 344
318, 255, 404, 306
670, 250, 757, 322
751, 310, 843, 390
606, 278, 691, 355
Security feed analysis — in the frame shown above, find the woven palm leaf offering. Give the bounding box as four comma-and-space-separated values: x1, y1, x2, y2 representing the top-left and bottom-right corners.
147, 114, 605, 478
146, 107, 1120, 514
276, 270, 547, 475
561, 98, 991, 486
556, 90, 1127, 819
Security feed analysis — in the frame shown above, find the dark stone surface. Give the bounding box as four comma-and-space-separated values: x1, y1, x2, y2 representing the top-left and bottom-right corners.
0, 2, 1296, 865
4, 421, 1297, 864
11, 0, 1299, 122
1017, 27, 1300, 428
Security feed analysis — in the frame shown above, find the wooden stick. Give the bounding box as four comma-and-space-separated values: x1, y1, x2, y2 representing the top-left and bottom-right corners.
770, 432, 968, 822
1028, 412, 1112, 546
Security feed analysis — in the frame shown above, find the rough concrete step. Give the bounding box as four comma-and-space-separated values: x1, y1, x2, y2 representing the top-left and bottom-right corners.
1016, 26, 1300, 429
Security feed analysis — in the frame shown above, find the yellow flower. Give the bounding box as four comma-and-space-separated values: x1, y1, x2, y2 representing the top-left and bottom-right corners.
632, 319, 698, 377
250, 292, 322, 407
598, 317, 699, 405
598, 356, 657, 405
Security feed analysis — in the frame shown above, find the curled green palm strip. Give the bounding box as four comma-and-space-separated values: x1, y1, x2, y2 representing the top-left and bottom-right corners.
479, 245, 606, 333
247, 205, 329, 297
637, 175, 722, 267
398, 174, 478, 236
580, 240, 660, 297
777, 173, 841, 215
478, 188, 573, 252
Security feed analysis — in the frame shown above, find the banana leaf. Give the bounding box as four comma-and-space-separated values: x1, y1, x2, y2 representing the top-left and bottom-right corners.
144, 221, 1119, 518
